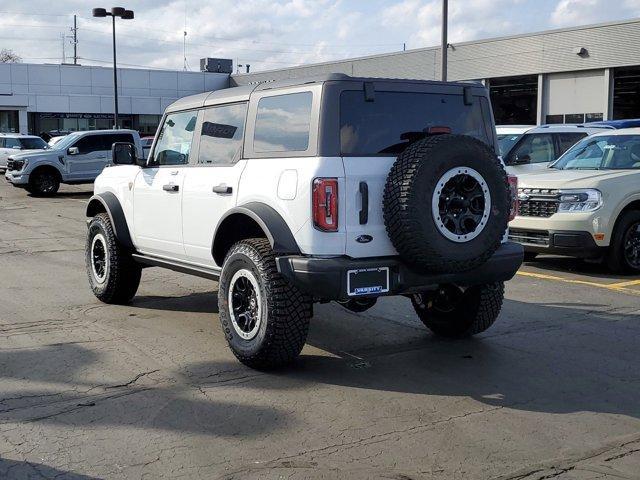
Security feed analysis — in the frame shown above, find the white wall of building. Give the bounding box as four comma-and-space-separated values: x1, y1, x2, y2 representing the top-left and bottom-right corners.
0, 63, 229, 133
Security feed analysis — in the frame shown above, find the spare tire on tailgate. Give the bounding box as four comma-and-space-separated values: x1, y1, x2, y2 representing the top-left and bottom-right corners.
383, 134, 509, 273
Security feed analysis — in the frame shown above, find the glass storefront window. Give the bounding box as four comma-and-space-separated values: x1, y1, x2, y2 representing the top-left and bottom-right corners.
0, 110, 19, 133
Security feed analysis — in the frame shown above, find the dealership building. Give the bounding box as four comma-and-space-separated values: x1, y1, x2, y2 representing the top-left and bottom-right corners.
0, 62, 229, 135
1, 18, 640, 135
232, 18, 640, 126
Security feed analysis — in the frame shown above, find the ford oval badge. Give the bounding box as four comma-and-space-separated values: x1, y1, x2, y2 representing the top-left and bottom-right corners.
356, 235, 373, 244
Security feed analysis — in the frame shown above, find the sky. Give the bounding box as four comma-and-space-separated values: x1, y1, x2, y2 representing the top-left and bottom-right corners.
1, 0, 640, 73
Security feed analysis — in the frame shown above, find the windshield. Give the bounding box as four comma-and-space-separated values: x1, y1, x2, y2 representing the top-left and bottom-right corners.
340, 90, 494, 155
497, 134, 523, 156
51, 133, 81, 151
552, 135, 640, 170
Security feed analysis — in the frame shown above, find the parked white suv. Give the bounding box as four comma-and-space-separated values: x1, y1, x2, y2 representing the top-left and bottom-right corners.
497, 124, 610, 175
0, 134, 49, 171
510, 128, 640, 273
85, 75, 522, 369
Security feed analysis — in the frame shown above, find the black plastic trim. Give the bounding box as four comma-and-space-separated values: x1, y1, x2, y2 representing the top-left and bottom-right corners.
276, 242, 523, 301
509, 229, 603, 258
213, 202, 301, 256
132, 254, 220, 280
359, 181, 369, 224
86, 192, 134, 250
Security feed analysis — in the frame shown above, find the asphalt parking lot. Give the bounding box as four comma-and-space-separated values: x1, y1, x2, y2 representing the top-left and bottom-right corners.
1, 180, 639, 480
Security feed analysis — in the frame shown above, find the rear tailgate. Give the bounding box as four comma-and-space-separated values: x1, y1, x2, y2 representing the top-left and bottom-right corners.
343, 156, 398, 258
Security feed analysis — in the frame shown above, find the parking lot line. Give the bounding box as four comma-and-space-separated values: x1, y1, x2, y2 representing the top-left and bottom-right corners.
517, 271, 640, 297
606, 279, 640, 288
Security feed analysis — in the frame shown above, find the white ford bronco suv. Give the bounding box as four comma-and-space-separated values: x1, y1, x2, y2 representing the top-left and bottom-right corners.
5, 129, 142, 196
510, 128, 640, 273
84, 75, 523, 369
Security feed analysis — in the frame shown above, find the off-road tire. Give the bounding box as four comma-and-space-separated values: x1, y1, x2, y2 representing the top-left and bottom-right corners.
218, 238, 312, 370
383, 134, 509, 273
85, 213, 141, 304
606, 210, 640, 274
29, 169, 60, 196
412, 282, 505, 338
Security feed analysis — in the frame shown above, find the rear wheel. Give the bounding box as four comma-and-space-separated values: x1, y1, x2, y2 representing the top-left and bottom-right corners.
85, 213, 141, 304
411, 283, 504, 338
218, 238, 312, 369
29, 169, 60, 196
606, 211, 640, 274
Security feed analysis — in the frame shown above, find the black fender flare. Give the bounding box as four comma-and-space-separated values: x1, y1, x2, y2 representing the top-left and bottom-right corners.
212, 202, 301, 260
86, 192, 134, 251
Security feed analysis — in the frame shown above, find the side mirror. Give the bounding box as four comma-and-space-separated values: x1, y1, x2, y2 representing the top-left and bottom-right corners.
112, 142, 140, 166
67, 146, 80, 155
509, 154, 530, 165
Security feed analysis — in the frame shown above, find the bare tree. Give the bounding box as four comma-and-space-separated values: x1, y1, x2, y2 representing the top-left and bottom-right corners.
0, 49, 22, 63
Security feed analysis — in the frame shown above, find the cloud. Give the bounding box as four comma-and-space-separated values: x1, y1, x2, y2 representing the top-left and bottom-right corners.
550, 0, 606, 27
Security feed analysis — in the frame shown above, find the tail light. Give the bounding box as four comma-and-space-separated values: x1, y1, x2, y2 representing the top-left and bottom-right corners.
507, 174, 518, 221
313, 178, 339, 232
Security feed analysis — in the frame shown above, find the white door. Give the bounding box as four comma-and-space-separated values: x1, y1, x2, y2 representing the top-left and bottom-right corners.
132, 110, 198, 260
181, 103, 248, 267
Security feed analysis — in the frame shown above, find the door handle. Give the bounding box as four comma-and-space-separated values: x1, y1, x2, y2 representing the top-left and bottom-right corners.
359, 181, 369, 224
163, 184, 179, 192
212, 184, 233, 194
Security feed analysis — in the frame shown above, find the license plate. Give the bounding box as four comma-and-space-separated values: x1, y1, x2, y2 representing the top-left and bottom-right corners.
347, 267, 390, 296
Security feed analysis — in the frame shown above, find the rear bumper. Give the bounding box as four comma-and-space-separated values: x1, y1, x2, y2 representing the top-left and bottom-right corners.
509, 228, 604, 258
276, 242, 523, 301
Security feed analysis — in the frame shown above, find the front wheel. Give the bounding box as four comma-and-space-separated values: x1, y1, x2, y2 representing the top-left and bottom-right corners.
85, 213, 141, 304
218, 238, 312, 370
411, 283, 504, 338
29, 169, 60, 196
606, 211, 640, 274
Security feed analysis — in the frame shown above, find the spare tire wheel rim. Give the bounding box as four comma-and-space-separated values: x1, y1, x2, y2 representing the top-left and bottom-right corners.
228, 269, 262, 340
432, 167, 491, 243
91, 233, 108, 284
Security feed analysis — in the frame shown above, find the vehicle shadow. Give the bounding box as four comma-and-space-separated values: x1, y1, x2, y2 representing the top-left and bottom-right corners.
48, 191, 94, 199
0, 458, 100, 479
0, 343, 287, 437
525, 255, 637, 280
131, 291, 218, 314
185, 298, 640, 420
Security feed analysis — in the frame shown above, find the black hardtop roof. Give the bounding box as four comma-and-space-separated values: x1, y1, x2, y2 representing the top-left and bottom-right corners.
166, 74, 484, 112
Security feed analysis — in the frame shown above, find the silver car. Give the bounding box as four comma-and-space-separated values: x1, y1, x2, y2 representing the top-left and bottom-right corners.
0, 134, 48, 170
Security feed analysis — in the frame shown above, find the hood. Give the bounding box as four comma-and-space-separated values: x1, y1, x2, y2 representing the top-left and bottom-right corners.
8, 149, 54, 160
517, 168, 640, 189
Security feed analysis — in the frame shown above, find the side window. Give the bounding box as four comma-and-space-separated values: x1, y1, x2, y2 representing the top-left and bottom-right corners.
198, 103, 247, 165
74, 135, 105, 154
5, 138, 20, 149
103, 134, 135, 152
556, 132, 587, 157
511, 134, 555, 164
254, 92, 312, 153
151, 111, 197, 166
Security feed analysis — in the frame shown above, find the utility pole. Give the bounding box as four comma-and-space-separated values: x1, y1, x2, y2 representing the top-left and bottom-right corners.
61, 33, 66, 63
441, 0, 448, 81
72, 15, 78, 65
183, 30, 188, 71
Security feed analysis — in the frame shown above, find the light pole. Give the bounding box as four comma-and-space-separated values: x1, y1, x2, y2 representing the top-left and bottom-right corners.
441, 0, 448, 81
92, 7, 134, 129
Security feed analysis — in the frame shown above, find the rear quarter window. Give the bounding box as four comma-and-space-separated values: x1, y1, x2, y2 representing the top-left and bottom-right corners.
340, 90, 493, 156
254, 92, 313, 153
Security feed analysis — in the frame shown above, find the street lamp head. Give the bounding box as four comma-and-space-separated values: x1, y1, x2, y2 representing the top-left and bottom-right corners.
122, 9, 134, 19
111, 6, 126, 16
92, 7, 108, 17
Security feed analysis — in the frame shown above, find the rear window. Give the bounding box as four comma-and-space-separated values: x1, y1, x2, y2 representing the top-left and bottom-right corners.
254, 92, 312, 153
340, 90, 493, 156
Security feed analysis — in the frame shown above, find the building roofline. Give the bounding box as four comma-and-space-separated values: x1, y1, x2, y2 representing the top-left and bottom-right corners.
232, 17, 640, 79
